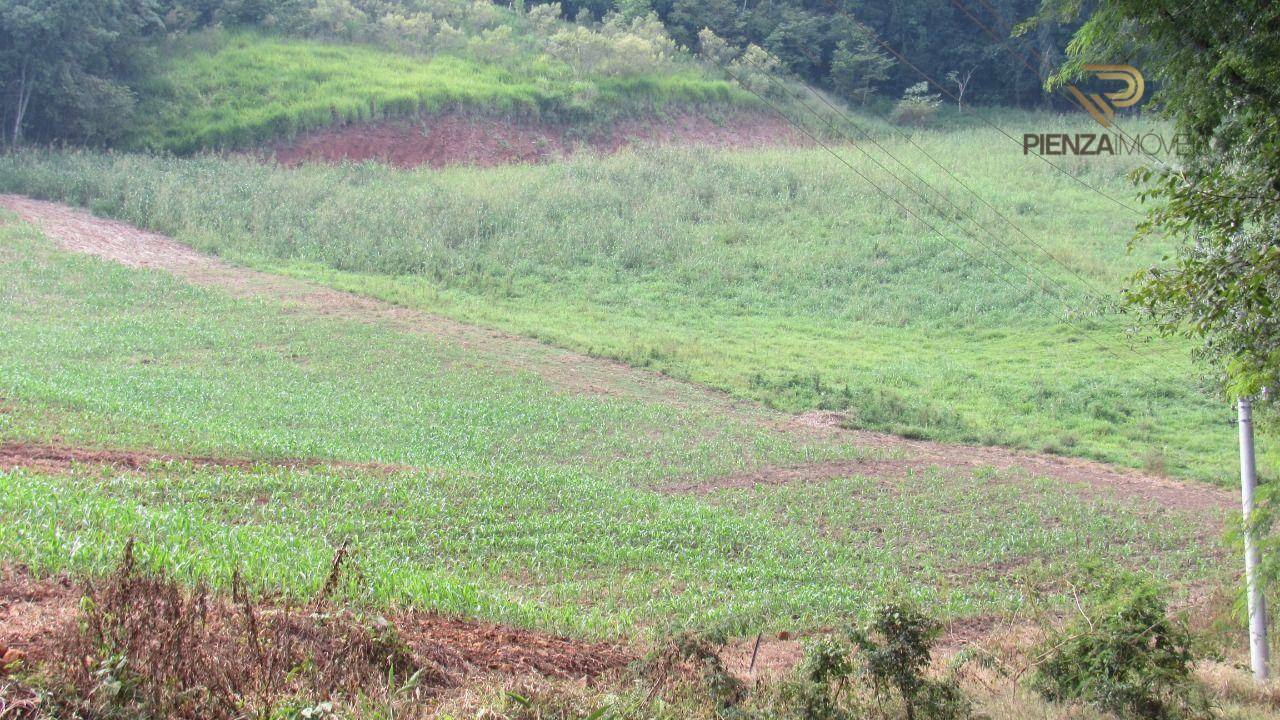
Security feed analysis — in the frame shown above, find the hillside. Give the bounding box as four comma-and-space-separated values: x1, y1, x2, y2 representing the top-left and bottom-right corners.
5, 0, 1279, 715
128, 30, 755, 153
1, 113, 1245, 483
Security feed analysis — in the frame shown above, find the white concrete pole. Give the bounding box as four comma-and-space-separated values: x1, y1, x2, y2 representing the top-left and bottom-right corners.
1239, 396, 1270, 681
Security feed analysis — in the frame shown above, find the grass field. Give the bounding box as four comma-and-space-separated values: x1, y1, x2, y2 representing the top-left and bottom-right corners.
0, 217, 1230, 641
0, 113, 1248, 484
127, 31, 751, 153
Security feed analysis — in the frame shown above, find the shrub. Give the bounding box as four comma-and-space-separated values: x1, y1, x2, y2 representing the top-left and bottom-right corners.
307, 0, 368, 40
850, 603, 971, 720
729, 44, 785, 98
767, 604, 969, 720
643, 630, 744, 711
891, 82, 942, 126
469, 24, 518, 62
526, 1, 561, 33
545, 11, 676, 78
375, 11, 437, 50
697, 27, 736, 67
1031, 577, 1210, 720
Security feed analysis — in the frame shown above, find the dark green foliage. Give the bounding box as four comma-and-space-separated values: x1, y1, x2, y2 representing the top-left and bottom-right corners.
760, 6, 828, 79
0, 0, 164, 146
850, 603, 970, 720
829, 29, 894, 106
644, 0, 1076, 107
1031, 577, 1209, 720
667, 0, 743, 48
1053, 0, 1280, 397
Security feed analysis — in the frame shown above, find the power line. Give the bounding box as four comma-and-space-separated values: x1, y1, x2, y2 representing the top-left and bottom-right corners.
758, 0, 1197, 354
962, 0, 1279, 206
953, 0, 1170, 169
710, 56, 1148, 366
811, 0, 1145, 218
764, 61, 1187, 357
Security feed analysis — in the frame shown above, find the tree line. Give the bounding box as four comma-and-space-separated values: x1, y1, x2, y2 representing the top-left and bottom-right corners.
1, 0, 1085, 148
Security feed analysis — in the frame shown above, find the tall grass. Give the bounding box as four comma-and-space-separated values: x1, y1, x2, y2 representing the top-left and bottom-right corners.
128, 31, 751, 153
0, 118, 1244, 481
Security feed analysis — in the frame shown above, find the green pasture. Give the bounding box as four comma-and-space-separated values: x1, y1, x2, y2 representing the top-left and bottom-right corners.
0, 115, 1245, 483
0, 220, 1229, 639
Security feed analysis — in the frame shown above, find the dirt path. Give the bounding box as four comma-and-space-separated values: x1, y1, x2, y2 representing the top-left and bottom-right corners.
0, 194, 743, 411
0, 194, 1236, 516
0, 441, 410, 476
717, 413, 1235, 513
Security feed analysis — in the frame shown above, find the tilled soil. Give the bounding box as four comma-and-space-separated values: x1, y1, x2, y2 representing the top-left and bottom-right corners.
0, 194, 1236, 518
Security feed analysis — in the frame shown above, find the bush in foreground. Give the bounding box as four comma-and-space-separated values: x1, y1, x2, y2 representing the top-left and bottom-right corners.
1031, 576, 1210, 720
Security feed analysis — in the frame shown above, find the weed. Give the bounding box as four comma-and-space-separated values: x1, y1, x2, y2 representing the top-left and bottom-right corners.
1142, 447, 1168, 476
54, 542, 436, 720
850, 603, 971, 720
643, 631, 744, 710
1031, 575, 1210, 720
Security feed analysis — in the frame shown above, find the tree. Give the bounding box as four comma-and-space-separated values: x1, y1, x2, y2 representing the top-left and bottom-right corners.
761, 6, 827, 78
0, 0, 161, 147
666, 0, 743, 50
891, 81, 941, 126
613, 0, 650, 21
945, 67, 976, 111
829, 29, 895, 105
1050, 0, 1280, 396
1054, 1, 1280, 653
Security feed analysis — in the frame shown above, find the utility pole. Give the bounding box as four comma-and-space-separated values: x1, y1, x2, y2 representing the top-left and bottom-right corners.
1239, 396, 1269, 681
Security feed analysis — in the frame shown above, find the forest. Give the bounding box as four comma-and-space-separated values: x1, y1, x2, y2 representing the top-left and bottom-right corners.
1, 0, 1080, 147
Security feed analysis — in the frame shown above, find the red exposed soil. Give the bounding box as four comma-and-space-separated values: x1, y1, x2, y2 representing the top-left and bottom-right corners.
0, 441, 410, 476
0, 194, 1237, 519
656, 457, 938, 495
791, 412, 1235, 514
0, 569, 77, 665
269, 111, 809, 169
0, 566, 631, 684
660, 425, 1234, 516
718, 633, 806, 682
397, 610, 631, 680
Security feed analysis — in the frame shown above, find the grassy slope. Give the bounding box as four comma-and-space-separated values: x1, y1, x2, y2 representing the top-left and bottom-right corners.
128, 31, 751, 153
0, 117, 1247, 484
0, 219, 1226, 638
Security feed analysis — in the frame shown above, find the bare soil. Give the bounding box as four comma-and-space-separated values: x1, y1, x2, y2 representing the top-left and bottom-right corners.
269, 111, 808, 169
718, 633, 806, 683
0, 194, 1236, 519
0, 441, 409, 476
0, 566, 631, 685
